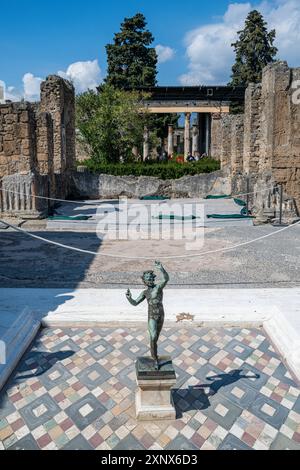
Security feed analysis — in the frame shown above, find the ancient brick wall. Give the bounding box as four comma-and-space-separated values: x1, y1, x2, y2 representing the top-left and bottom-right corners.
263, 64, 300, 210
211, 114, 244, 175
243, 84, 262, 174
0, 102, 37, 177
230, 115, 244, 176
0, 75, 75, 217
215, 62, 300, 214
220, 115, 232, 170
210, 114, 222, 160
0, 103, 54, 216
40, 75, 75, 174
36, 112, 54, 176
286, 67, 300, 208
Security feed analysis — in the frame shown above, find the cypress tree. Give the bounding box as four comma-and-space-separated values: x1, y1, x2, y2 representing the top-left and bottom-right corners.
229, 10, 278, 87
105, 13, 157, 89
105, 13, 178, 153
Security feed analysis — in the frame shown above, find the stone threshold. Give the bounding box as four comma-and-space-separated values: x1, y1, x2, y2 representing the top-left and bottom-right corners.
0, 308, 40, 392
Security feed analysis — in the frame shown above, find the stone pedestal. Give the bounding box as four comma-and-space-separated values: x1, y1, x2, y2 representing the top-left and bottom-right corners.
135, 356, 177, 421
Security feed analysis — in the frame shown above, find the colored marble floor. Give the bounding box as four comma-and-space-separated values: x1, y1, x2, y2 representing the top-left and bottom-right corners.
0, 327, 300, 451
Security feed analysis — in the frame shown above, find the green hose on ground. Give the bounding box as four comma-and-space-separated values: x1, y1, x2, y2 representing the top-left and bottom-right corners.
233, 198, 247, 207
140, 196, 170, 201
207, 213, 254, 219
153, 215, 198, 221
205, 195, 251, 219
48, 215, 92, 221
205, 195, 231, 200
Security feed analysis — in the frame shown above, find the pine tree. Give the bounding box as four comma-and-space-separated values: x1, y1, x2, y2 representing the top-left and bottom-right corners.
229, 10, 278, 87
105, 13, 158, 89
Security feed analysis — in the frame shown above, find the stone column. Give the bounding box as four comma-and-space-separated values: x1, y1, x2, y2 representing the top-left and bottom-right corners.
167, 125, 174, 157
143, 127, 150, 161
192, 124, 200, 156
205, 113, 211, 155
184, 113, 191, 160
132, 146, 139, 160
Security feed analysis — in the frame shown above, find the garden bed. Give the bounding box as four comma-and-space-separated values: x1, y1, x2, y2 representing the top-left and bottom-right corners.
79, 158, 220, 180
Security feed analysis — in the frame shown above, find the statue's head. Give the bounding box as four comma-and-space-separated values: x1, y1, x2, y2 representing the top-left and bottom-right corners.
142, 270, 156, 287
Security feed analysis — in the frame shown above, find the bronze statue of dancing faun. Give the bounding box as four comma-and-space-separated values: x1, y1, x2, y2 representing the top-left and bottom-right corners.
126, 261, 169, 370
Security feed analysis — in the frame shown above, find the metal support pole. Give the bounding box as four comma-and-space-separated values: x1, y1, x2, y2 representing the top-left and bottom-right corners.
246, 177, 250, 215
279, 184, 283, 226
272, 183, 288, 227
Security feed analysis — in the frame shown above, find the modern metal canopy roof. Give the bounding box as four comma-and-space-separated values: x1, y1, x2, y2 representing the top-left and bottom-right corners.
132, 85, 246, 103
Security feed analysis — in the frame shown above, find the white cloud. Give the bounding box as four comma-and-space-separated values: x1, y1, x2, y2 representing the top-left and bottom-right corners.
179, 0, 300, 85
23, 73, 43, 100
155, 45, 176, 64
0, 80, 22, 102
58, 59, 101, 93
261, 0, 300, 65
0, 59, 101, 103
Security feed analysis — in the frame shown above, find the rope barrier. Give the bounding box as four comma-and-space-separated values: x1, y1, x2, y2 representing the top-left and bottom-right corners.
0, 184, 279, 206
1, 218, 299, 261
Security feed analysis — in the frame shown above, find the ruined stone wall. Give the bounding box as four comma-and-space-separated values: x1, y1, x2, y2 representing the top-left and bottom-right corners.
40, 75, 75, 174
243, 84, 262, 174
0, 103, 54, 217
230, 115, 244, 176
36, 112, 54, 176
215, 62, 300, 214
211, 114, 244, 175
210, 114, 222, 160
70, 171, 231, 200
260, 63, 300, 209
0, 102, 37, 177
219, 115, 232, 170
286, 67, 300, 208
0, 75, 75, 217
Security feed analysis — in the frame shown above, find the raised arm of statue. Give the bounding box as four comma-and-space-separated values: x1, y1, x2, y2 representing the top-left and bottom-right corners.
155, 261, 169, 289
126, 289, 146, 307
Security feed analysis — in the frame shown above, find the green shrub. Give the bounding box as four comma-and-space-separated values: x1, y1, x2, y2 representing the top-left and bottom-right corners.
79, 159, 220, 180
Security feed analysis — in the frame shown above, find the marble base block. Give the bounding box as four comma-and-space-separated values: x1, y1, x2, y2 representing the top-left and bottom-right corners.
135, 356, 177, 421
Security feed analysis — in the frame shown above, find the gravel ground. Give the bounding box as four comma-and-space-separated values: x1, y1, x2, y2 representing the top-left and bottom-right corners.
0, 223, 299, 288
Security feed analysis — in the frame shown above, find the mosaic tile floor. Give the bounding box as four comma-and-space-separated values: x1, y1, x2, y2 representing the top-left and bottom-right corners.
0, 327, 300, 451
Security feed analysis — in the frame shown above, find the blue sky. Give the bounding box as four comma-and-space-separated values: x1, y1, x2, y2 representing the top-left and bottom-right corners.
1, 0, 300, 100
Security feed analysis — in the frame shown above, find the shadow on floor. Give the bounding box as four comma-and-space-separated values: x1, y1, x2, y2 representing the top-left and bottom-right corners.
173, 369, 260, 419
12, 351, 75, 380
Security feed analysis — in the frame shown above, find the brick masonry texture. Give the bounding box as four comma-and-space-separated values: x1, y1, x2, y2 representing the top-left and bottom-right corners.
211, 62, 300, 213
0, 327, 299, 450
0, 75, 75, 216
